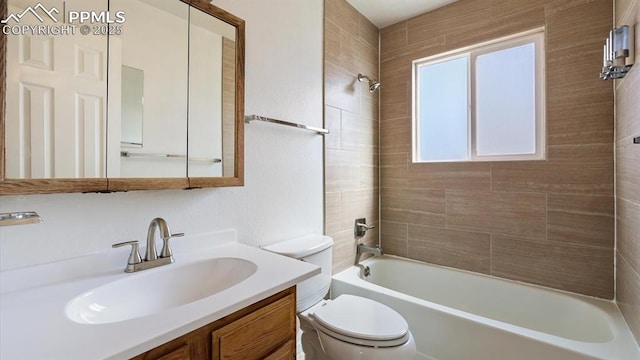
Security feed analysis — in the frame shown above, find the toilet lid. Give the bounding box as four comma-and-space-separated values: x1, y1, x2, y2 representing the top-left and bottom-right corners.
311, 295, 408, 341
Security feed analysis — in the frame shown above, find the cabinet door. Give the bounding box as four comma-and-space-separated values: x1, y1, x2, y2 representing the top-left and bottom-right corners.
132, 343, 192, 360
212, 293, 296, 360
264, 340, 295, 360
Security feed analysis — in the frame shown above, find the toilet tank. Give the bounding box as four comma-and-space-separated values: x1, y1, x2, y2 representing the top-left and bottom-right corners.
263, 235, 334, 311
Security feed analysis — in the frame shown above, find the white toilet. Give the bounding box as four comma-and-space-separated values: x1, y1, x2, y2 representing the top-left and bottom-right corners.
264, 235, 416, 360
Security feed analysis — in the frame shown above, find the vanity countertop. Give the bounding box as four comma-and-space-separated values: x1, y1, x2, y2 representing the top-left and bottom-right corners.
0, 230, 319, 359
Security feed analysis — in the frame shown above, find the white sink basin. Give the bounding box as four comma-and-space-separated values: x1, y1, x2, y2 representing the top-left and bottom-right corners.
65, 257, 257, 324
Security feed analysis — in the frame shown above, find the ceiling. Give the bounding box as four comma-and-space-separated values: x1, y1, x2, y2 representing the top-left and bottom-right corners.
345, 0, 459, 28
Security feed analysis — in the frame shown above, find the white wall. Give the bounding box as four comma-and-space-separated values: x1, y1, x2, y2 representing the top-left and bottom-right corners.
0, 0, 324, 271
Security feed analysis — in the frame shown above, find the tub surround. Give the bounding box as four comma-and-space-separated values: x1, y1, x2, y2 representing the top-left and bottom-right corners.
0, 230, 319, 359
324, 0, 381, 274
378, 0, 615, 300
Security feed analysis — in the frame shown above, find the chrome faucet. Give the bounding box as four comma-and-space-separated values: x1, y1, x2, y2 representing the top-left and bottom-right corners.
112, 218, 184, 273
146, 217, 172, 261
354, 243, 383, 265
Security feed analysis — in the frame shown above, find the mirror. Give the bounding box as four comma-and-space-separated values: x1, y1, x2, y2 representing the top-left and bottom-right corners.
108, 0, 189, 179
120, 66, 144, 149
188, 5, 236, 178
0, 0, 245, 194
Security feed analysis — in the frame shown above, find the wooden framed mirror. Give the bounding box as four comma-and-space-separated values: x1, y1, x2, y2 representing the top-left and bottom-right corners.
0, 0, 244, 195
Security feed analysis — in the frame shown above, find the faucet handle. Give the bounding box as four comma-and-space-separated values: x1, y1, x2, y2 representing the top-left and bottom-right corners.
354, 218, 375, 237
112, 241, 143, 266
159, 233, 184, 258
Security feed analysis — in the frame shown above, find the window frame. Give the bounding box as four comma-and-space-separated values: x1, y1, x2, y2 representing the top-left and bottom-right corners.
412, 28, 546, 163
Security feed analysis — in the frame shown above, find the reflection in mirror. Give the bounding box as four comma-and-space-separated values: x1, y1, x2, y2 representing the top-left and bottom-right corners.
188, 6, 236, 178
4, 0, 108, 179
120, 65, 144, 148
107, 0, 188, 178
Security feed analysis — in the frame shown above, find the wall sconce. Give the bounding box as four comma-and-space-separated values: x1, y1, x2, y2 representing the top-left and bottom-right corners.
600, 25, 634, 80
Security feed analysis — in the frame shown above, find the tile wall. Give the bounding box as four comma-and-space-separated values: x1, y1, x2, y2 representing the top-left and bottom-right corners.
615, 0, 640, 343
324, 0, 380, 273
379, 0, 615, 299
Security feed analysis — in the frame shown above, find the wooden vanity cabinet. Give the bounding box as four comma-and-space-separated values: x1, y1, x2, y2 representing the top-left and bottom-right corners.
132, 287, 296, 360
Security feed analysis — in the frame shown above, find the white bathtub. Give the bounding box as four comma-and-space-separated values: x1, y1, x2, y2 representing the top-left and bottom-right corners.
331, 256, 640, 360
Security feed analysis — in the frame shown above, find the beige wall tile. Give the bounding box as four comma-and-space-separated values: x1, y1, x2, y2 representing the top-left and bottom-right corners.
616, 252, 640, 344
325, 18, 341, 65
446, 191, 546, 239
340, 189, 378, 231
360, 90, 379, 121
380, 221, 408, 257
616, 64, 640, 141
408, 224, 491, 274
332, 226, 380, 274
380, 82, 409, 107
380, 57, 412, 86
444, 7, 544, 50
342, 111, 377, 152
381, 152, 408, 188
341, 34, 379, 79
383, 35, 447, 65
359, 14, 379, 50
325, 0, 359, 35
616, 139, 638, 205
545, 0, 613, 52
331, 230, 357, 273
617, 198, 640, 274
616, 0, 637, 26
380, 117, 411, 153
490, 0, 548, 19
546, 43, 613, 102
325, 62, 360, 113
381, 21, 407, 55
547, 94, 614, 146
325, 192, 342, 235
355, 35, 380, 78
407, 0, 491, 31
381, 188, 445, 226
359, 151, 379, 189
492, 144, 614, 195
408, 162, 491, 190
325, 149, 361, 192
547, 194, 614, 248
339, 31, 360, 76
492, 235, 614, 299
408, 6, 491, 47
325, 105, 342, 150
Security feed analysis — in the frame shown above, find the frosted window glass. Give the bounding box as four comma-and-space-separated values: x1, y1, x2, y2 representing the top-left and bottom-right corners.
419, 57, 468, 161
475, 43, 536, 156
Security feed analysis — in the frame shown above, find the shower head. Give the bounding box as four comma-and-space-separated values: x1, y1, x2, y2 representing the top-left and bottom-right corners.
357, 73, 381, 93
369, 81, 381, 92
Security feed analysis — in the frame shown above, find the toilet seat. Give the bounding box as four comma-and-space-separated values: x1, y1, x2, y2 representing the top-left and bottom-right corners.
309, 295, 410, 347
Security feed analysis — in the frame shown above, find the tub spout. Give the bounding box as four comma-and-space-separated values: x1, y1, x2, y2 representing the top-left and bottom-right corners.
355, 243, 383, 265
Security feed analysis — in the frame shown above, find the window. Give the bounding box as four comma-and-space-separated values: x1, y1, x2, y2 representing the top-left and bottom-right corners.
412, 29, 545, 163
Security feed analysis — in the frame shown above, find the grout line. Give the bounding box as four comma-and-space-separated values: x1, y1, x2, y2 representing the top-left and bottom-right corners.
545, 193, 548, 242
489, 234, 493, 276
